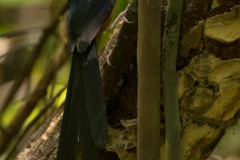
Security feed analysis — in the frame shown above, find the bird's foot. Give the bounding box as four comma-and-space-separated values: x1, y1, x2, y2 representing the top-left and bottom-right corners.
109, 4, 133, 29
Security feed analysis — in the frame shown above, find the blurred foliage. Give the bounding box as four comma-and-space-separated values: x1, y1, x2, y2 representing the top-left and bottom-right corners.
0, 0, 45, 6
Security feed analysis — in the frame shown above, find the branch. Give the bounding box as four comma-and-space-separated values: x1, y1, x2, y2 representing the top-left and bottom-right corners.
6, 85, 66, 159
16, 104, 64, 160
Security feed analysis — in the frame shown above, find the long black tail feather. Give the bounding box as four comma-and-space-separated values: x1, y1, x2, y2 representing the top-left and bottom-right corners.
57, 43, 108, 160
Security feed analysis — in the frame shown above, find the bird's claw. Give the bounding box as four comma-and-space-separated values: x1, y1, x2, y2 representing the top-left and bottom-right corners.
109, 4, 133, 29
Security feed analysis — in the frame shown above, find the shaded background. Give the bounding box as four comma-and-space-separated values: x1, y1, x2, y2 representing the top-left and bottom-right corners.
0, 0, 240, 160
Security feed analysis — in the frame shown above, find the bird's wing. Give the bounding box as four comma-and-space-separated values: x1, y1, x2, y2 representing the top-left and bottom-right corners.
67, 0, 115, 53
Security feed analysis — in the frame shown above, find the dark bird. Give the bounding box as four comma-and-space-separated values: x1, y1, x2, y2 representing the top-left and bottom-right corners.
57, 0, 115, 159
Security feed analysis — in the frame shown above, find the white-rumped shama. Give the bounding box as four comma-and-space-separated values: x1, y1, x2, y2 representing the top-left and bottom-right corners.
57, 0, 115, 160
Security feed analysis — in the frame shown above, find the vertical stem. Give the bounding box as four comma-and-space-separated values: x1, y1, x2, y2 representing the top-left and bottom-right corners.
137, 0, 161, 160
162, 0, 183, 159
